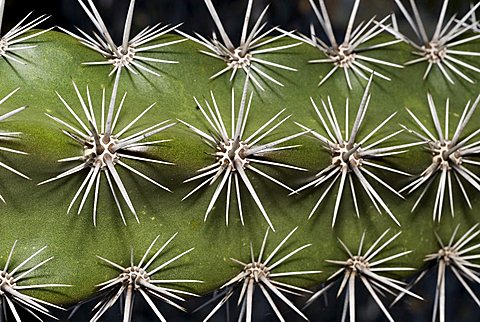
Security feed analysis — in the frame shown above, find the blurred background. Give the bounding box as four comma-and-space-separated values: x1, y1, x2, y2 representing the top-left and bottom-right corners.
2, 0, 479, 321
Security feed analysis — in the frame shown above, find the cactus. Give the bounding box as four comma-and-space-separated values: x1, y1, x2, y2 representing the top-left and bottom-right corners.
1, 0, 480, 321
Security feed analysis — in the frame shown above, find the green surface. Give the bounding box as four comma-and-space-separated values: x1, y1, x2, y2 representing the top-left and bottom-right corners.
0, 30, 479, 307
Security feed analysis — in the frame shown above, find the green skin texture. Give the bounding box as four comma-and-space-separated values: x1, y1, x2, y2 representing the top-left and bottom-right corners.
0, 30, 479, 308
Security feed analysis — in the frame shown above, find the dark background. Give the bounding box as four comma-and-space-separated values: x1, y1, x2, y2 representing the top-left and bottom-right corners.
1, 0, 472, 42
2, 0, 479, 321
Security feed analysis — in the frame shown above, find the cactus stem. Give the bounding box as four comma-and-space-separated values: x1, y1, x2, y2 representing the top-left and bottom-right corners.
60, 0, 185, 77
295, 75, 410, 227
389, 0, 480, 84
307, 230, 421, 322
91, 234, 201, 322
181, 78, 306, 230
0, 241, 70, 321
39, 78, 175, 226
197, 227, 321, 321
393, 224, 480, 322
290, 0, 402, 89
402, 93, 480, 222
0, 89, 30, 203
177, 0, 300, 91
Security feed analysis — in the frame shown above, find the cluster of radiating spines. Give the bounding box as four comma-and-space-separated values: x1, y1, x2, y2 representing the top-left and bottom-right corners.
0, 241, 70, 321
387, 0, 480, 84
291, 0, 402, 90
39, 71, 175, 226
393, 225, 480, 322
180, 75, 308, 231
294, 75, 421, 228
0, 0, 51, 64
90, 234, 201, 322
196, 227, 321, 322
61, 0, 185, 77
0, 89, 30, 203
306, 230, 422, 322
178, 0, 301, 91
401, 93, 480, 222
